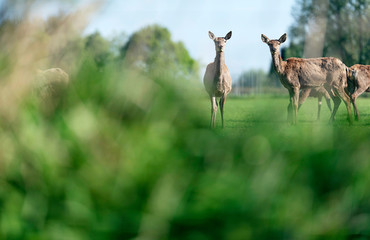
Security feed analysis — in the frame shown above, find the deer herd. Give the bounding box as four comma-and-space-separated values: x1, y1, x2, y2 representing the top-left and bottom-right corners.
204, 31, 370, 128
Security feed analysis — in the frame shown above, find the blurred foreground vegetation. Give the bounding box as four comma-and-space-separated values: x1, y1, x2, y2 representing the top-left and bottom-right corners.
2, 67, 370, 239
1, 1, 370, 240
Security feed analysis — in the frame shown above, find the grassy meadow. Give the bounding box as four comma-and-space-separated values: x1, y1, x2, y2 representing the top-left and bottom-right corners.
217, 96, 370, 129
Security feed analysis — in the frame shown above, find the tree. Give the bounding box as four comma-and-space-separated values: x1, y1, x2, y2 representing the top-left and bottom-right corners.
120, 25, 199, 80
285, 0, 369, 66
85, 32, 113, 69
234, 69, 269, 95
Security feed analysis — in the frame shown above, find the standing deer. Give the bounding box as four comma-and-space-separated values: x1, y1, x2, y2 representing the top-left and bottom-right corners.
204, 31, 232, 128
261, 33, 352, 124
299, 87, 332, 120
347, 64, 370, 120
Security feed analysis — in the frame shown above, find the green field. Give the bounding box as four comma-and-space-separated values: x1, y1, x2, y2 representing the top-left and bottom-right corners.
201, 95, 370, 129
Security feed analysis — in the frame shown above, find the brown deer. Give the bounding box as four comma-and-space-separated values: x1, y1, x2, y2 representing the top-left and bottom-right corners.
261, 33, 352, 124
35, 68, 69, 99
299, 87, 332, 120
347, 64, 370, 120
34, 68, 70, 114
204, 31, 232, 128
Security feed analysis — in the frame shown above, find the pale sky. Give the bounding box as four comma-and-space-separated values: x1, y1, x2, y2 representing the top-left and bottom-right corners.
4, 0, 297, 78
83, 0, 297, 78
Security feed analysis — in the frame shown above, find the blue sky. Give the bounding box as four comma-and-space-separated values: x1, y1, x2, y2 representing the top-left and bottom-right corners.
8, 0, 297, 78
83, 0, 297, 78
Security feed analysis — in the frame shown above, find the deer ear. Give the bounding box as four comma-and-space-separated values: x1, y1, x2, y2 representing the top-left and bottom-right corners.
208, 31, 215, 40
225, 31, 232, 40
279, 33, 287, 43
261, 34, 270, 43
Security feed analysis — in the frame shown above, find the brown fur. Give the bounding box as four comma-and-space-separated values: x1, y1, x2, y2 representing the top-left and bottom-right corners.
35, 68, 69, 115
261, 33, 352, 124
35, 68, 69, 99
347, 64, 370, 120
203, 31, 232, 128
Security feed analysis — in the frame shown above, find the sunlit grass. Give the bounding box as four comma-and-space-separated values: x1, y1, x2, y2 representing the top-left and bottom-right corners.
200, 95, 370, 129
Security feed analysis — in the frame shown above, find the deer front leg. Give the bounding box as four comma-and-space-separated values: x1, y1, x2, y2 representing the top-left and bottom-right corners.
210, 96, 218, 128
288, 88, 299, 124
320, 89, 333, 119
219, 95, 227, 128
298, 88, 311, 110
287, 102, 292, 122
324, 86, 338, 122
292, 88, 300, 124
329, 95, 341, 123
324, 94, 332, 113
287, 89, 294, 122
332, 87, 353, 124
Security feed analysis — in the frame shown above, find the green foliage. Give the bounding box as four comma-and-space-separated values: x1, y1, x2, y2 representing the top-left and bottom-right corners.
236, 69, 269, 88
2, 65, 370, 239
120, 24, 199, 80
85, 32, 113, 69
234, 69, 274, 95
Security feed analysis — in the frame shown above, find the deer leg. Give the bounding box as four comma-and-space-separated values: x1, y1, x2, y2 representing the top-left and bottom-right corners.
324, 86, 338, 122
329, 95, 341, 123
209, 97, 213, 128
286, 89, 293, 122
317, 95, 322, 121
352, 97, 359, 121
219, 95, 227, 128
287, 102, 292, 122
292, 88, 300, 124
351, 87, 367, 121
346, 80, 355, 116
210, 96, 218, 128
298, 88, 311, 110
288, 88, 298, 124
333, 87, 353, 124
325, 95, 332, 113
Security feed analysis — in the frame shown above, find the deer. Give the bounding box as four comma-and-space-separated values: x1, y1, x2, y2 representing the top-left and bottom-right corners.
261, 33, 352, 124
346, 64, 370, 121
35, 68, 69, 99
298, 87, 332, 120
34, 68, 70, 114
204, 31, 232, 128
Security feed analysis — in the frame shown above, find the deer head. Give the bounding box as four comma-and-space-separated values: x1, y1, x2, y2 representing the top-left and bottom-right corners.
209, 31, 232, 52
261, 33, 287, 54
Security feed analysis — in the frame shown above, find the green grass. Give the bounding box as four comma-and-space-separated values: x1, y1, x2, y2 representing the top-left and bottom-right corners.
205, 96, 370, 129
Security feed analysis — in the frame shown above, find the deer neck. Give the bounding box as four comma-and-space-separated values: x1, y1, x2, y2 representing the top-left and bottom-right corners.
271, 49, 286, 75
215, 51, 225, 76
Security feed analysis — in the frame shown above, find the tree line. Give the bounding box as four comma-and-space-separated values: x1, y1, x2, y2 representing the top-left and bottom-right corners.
0, 11, 199, 84
238, 0, 369, 92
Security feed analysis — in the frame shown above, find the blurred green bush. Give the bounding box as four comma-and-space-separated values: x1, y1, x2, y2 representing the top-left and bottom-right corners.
0, 6, 370, 240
